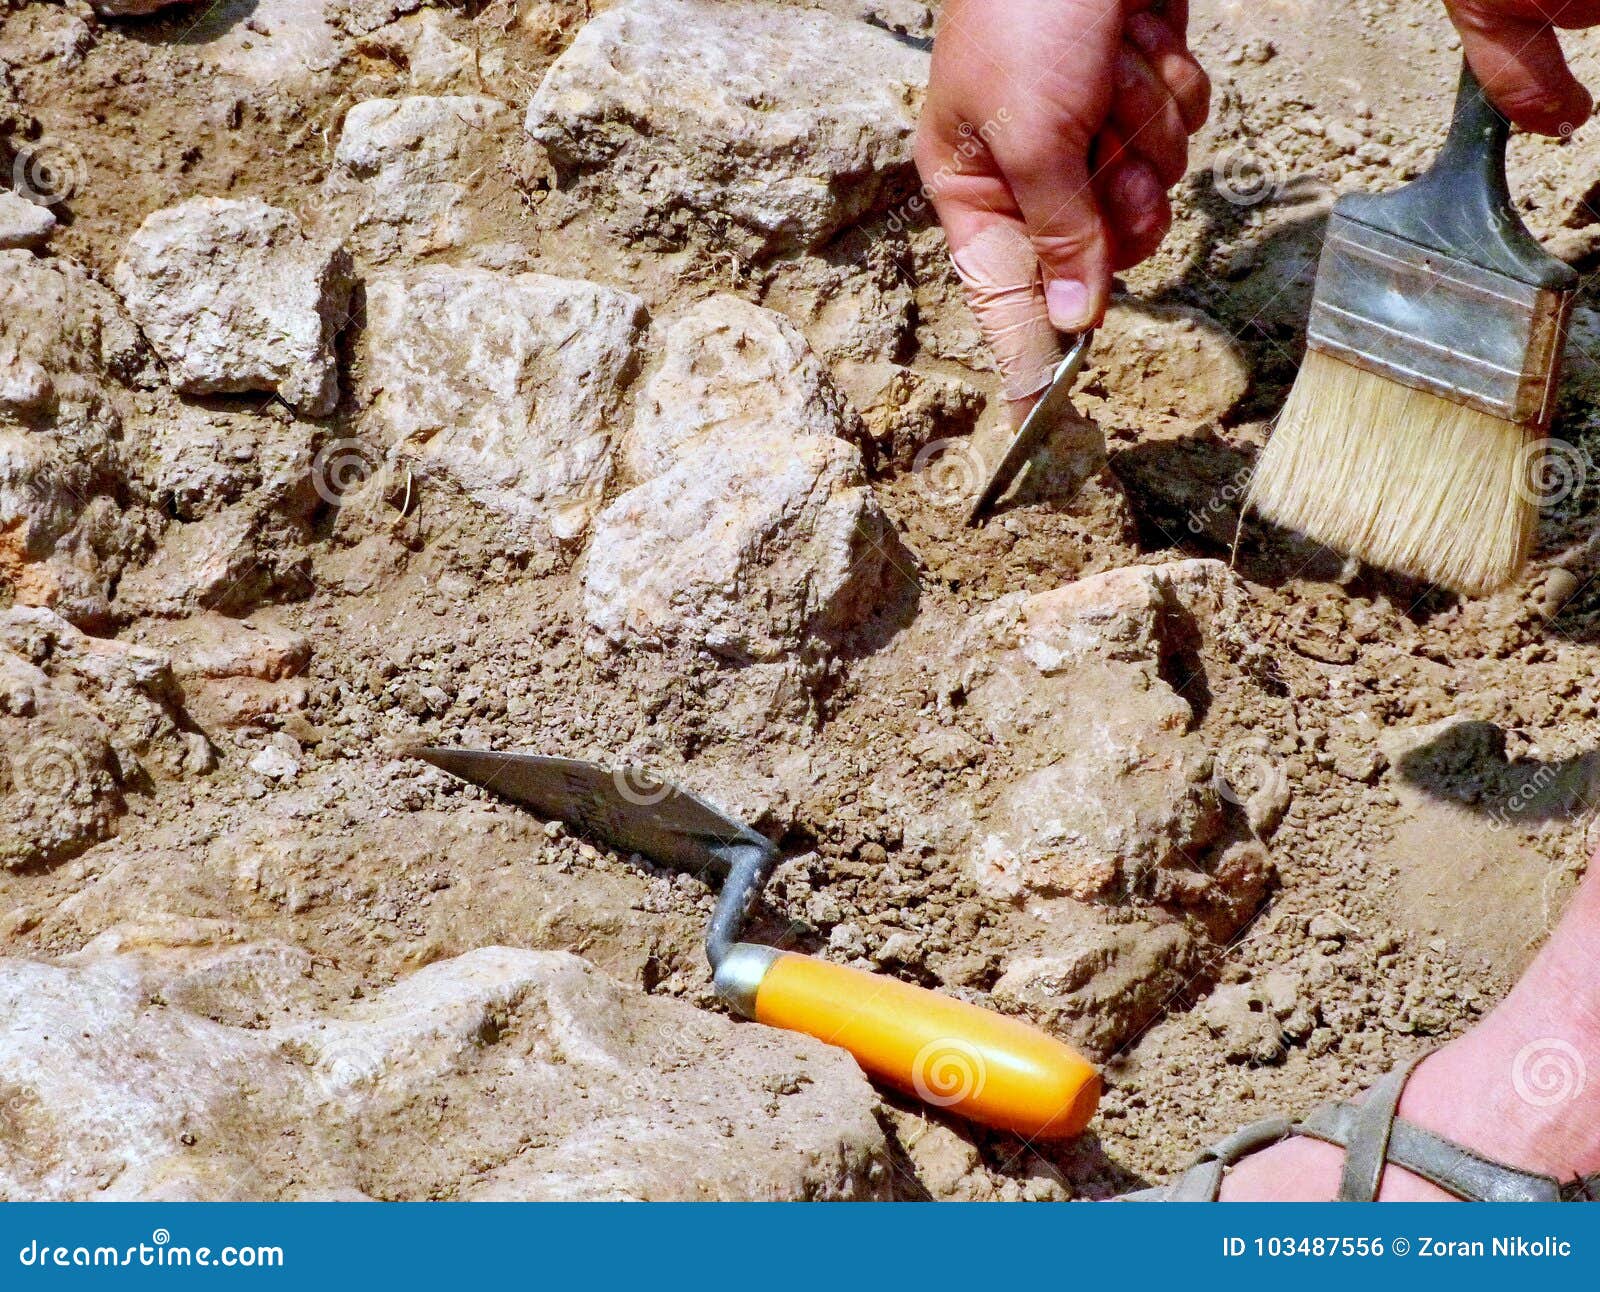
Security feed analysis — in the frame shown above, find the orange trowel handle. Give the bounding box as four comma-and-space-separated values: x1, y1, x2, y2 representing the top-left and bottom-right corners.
749, 951, 1100, 1139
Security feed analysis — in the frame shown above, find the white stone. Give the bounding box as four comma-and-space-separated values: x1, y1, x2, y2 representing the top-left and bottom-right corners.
328, 95, 510, 264
583, 431, 891, 661
361, 266, 646, 542
0, 943, 891, 1200
113, 198, 351, 415
0, 191, 54, 250
626, 295, 855, 482
525, 0, 927, 254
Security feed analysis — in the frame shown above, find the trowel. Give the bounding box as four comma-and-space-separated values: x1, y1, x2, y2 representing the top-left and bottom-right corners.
414, 747, 1100, 1140
966, 330, 1095, 525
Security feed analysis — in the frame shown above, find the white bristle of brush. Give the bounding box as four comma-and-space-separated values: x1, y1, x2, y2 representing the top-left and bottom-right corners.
1246, 349, 1539, 596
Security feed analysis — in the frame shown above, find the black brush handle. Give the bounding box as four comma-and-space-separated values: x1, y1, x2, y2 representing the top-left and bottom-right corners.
1337, 62, 1577, 290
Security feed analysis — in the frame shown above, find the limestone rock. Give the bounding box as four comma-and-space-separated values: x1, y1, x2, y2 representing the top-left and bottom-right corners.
0, 647, 121, 871
361, 266, 646, 543
0, 606, 196, 775
0, 604, 201, 870
327, 95, 511, 264
90, 0, 196, 13
0, 250, 152, 625
583, 431, 892, 662
113, 198, 351, 415
992, 919, 1199, 1058
834, 361, 984, 471
626, 295, 855, 482
950, 561, 1261, 911
1093, 300, 1251, 425
0, 944, 892, 1201
0, 191, 54, 250
974, 718, 1222, 902
525, 0, 927, 255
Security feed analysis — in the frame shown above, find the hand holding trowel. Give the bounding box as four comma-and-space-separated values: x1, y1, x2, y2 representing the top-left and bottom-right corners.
414, 747, 1100, 1140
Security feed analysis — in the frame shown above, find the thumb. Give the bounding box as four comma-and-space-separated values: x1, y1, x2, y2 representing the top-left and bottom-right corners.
990, 135, 1115, 331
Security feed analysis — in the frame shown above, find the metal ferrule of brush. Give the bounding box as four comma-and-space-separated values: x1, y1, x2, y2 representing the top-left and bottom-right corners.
1306, 63, 1578, 429
1308, 214, 1574, 427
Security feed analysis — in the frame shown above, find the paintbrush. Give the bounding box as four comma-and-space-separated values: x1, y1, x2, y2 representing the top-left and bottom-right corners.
1246, 63, 1578, 595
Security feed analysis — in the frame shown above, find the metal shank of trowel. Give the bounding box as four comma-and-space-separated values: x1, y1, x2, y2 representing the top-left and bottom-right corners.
703, 839, 779, 969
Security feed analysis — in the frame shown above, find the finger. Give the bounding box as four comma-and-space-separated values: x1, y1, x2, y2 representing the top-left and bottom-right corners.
916, 122, 1064, 405
1127, 0, 1188, 28
988, 127, 1113, 332
1093, 129, 1172, 270
1449, 3, 1593, 134
1125, 11, 1211, 131
1110, 43, 1190, 184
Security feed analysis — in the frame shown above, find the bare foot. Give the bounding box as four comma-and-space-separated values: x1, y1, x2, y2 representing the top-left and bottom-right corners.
1217, 870, 1600, 1200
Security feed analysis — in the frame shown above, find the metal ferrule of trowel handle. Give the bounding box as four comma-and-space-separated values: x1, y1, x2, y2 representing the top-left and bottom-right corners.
712, 943, 783, 1019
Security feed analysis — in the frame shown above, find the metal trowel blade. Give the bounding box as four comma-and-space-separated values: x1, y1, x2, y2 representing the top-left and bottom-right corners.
412, 748, 768, 876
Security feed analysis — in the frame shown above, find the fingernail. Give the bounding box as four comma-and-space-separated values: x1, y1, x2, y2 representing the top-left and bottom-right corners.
1118, 160, 1166, 229
1127, 12, 1165, 54
1045, 278, 1093, 330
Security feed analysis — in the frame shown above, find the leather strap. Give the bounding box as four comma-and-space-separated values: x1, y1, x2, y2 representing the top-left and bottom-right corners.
1334, 1053, 1426, 1200
1130, 1048, 1598, 1202
1299, 1102, 1563, 1201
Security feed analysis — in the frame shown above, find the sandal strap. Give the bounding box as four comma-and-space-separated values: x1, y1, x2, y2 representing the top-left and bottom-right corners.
1334, 1051, 1423, 1200
1133, 1048, 1598, 1202
1154, 1114, 1297, 1201
1298, 1101, 1564, 1201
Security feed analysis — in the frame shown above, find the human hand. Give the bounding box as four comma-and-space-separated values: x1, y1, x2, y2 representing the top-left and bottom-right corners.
1445, 1, 1599, 135
914, 0, 1209, 411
